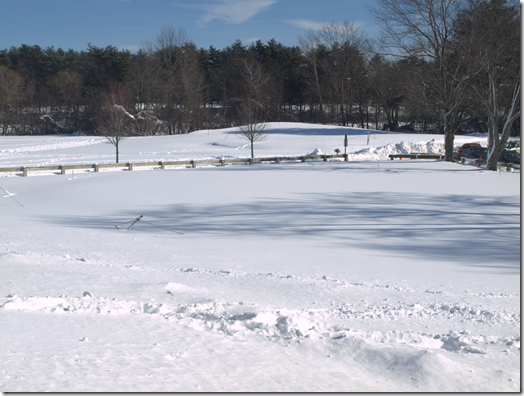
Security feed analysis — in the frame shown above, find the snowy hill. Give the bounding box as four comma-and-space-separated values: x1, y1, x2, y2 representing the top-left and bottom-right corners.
0, 123, 519, 392
0, 122, 490, 168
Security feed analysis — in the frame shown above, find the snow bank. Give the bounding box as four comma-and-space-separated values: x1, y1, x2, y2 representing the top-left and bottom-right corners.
349, 139, 445, 160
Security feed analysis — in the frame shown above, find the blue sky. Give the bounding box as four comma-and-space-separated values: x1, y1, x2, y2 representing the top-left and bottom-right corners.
0, 0, 379, 52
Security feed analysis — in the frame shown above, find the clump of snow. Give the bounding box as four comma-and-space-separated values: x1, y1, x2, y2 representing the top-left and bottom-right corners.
165, 283, 197, 294
308, 148, 324, 156
113, 104, 135, 120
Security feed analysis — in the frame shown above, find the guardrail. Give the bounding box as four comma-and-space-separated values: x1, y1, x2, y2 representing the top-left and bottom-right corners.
389, 153, 445, 160
0, 154, 349, 177
459, 156, 520, 171
389, 153, 519, 171
498, 162, 520, 171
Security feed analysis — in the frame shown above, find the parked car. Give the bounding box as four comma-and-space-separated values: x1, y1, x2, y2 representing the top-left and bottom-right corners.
498, 149, 520, 165
506, 141, 520, 154
457, 143, 481, 157
462, 147, 488, 159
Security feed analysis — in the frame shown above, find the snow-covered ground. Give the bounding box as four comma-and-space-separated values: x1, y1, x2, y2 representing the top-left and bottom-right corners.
0, 122, 492, 168
0, 123, 520, 392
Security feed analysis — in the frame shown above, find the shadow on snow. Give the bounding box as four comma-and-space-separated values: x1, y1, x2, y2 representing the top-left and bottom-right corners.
43, 191, 520, 274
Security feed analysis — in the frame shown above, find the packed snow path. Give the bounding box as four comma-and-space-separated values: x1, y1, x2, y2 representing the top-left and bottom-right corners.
0, 124, 520, 392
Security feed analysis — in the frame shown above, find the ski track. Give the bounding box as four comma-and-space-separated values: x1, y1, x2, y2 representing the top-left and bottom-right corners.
0, 137, 105, 155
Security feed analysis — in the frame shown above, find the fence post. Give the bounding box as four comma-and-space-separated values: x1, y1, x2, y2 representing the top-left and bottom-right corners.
220, 159, 225, 167
94, 164, 99, 172
192, 160, 196, 168
128, 162, 133, 171
61, 165, 66, 175
23, 167, 28, 177
161, 162, 166, 170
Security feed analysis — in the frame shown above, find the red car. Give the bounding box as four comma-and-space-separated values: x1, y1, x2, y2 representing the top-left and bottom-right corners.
457, 143, 481, 157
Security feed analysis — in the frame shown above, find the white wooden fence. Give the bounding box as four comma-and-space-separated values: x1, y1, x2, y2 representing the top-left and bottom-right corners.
0, 154, 349, 177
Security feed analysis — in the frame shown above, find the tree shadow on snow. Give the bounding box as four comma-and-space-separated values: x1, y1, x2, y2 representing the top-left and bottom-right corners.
44, 192, 520, 274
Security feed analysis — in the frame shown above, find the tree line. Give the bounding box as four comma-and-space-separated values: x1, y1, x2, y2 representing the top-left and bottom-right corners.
0, 0, 519, 168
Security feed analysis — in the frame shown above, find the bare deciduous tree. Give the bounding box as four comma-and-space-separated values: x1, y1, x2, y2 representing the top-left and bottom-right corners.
368, 0, 475, 161
233, 98, 270, 159
47, 70, 84, 113
298, 29, 327, 124
153, 26, 207, 134
132, 41, 161, 115
299, 20, 369, 126
176, 43, 207, 133
154, 26, 191, 134
95, 81, 136, 163
459, 0, 520, 170
317, 20, 369, 126
240, 56, 271, 100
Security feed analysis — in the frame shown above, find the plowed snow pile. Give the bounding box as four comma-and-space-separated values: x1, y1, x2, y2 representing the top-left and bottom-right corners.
350, 139, 445, 160
0, 123, 519, 392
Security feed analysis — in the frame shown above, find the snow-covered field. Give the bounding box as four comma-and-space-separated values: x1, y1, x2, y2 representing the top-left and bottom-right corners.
0, 123, 520, 392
